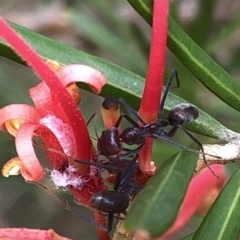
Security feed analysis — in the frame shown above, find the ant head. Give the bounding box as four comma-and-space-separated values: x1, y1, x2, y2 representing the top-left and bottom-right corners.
168, 103, 199, 126
167, 107, 185, 126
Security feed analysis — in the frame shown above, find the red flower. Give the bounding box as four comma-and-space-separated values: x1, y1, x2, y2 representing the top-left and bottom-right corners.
157, 165, 226, 240
0, 228, 70, 240
0, 18, 107, 213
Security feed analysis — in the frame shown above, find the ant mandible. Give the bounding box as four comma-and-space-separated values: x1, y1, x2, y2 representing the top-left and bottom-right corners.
98, 69, 217, 176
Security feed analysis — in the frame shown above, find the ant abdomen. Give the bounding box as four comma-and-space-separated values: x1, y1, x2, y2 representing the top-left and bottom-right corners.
97, 128, 121, 156
92, 190, 129, 213
168, 103, 199, 126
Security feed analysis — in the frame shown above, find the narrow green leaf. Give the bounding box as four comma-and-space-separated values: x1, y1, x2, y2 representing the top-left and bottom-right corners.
0, 22, 233, 140
125, 145, 198, 238
127, 0, 240, 112
192, 168, 240, 240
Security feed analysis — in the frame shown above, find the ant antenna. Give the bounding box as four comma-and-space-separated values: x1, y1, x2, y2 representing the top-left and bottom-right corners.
153, 133, 219, 178
176, 126, 219, 178
86, 113, 96, 126
28, 181, 108, 231
32, 141, 122, 172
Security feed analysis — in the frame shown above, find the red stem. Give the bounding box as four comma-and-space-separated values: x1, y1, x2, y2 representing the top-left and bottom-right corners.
138, 0, 169, 172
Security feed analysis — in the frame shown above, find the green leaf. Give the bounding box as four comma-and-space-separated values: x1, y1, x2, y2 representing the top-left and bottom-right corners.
180, 233, 194, 240
127, 0, 240, 112
125, 145, 199, 238
0, 22, 233, 140
192, 168, 240, 240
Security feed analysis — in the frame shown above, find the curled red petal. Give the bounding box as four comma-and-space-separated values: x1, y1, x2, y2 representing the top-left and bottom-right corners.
56, 64, 107, 94
29, 82, 54, 116
0, 18, 92, 172
0, 104, 40, 130
158, 165, 226, 240
15, 122, 45, 181
15, 122, 69, 181
0, 228, 70, 240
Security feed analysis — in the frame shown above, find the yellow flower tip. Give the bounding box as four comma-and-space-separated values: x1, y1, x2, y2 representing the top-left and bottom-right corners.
45, 59, 62, 72
44, 59, 81, 104
101, 97, 120, 129
2, 158, 23, 177
150, 161, 156, 172
5, 119, 25, 136
66, 83, 81, 104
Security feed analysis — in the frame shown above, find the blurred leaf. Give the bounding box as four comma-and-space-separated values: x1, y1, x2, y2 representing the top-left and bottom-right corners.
180, 233, 194, 240
186, 0, 216, 47
125, 145, 198, 238
0, 22, 234, 140
127, 0, 240, 112
206, 14, 240, 54
70, 11, 147, 75
0, 57, 38, 107
192, 168, 240, 240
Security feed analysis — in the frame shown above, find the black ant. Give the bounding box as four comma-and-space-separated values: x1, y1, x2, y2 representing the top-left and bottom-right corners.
97, 99, 144, 160
33, 141, 132, 176
98, 69, 218, 176
91, 154, 139, 232
33, 142, 140, 232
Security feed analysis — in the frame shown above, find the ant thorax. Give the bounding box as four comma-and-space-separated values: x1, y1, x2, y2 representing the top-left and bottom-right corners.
119, 127, 143, 145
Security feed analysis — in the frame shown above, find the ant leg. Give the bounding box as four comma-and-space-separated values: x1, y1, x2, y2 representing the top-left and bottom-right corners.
118, 98, 146, 125
159, 69, 180, 119
176, 126, 218, 178
28, 181, 108, 231
74, 158, 121, 172
107, 213, 114, 232
33, 141, 123, 173
121, 114, 141, 127
66, 205, 108, 231
114, 115, 123, 128
114, 154, 139, 191
167, 126, 178, 138
152, 133, 220, 159
100, 212, 125, 221
121, 177, 141, 197
115, 113, 142, 129
28, 181, 66, 208
86, 113, 96, 126
119, 143, 144, 160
